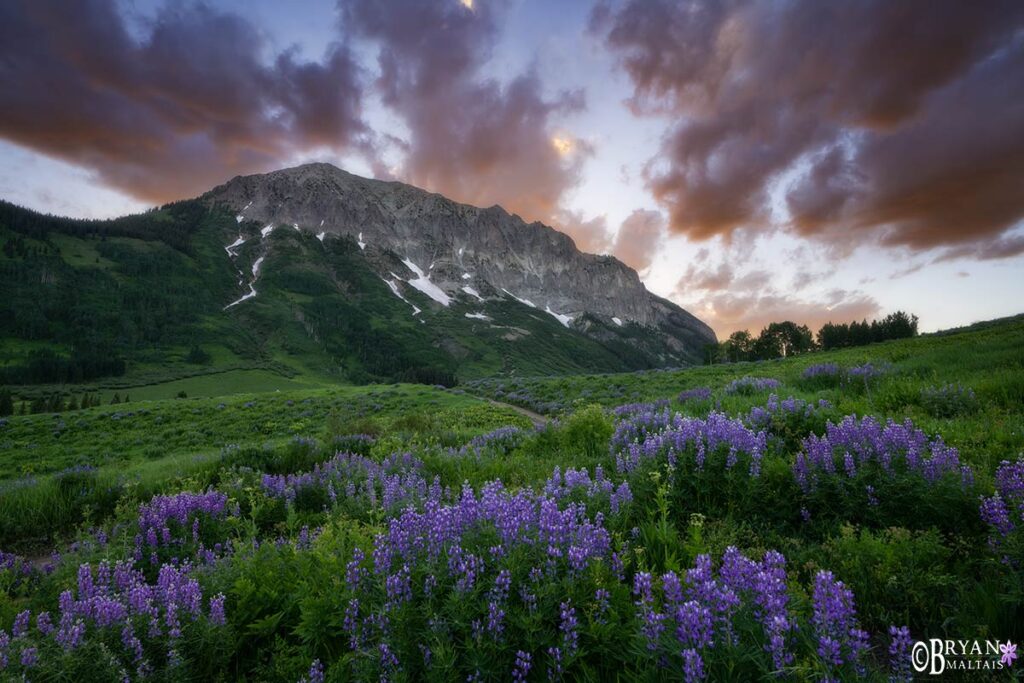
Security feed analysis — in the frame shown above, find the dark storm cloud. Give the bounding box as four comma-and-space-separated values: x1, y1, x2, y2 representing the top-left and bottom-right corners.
593, 0, 1024, 257
0, 0, 368, 202
340, 0, 590, 227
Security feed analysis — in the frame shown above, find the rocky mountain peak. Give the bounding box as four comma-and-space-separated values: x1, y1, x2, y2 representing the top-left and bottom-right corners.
205, 162, 716, 361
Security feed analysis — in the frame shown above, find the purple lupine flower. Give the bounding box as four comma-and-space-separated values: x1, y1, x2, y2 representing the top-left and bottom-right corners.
262, 451, 432, 514
802, 363, 840, 380
560, 601, 579, 654
614, 399, 671, 418
980, 458, 1024, 560
307, 659, 325, 683
512, 650, 532, 682
683, 648, 705, 683
56, 619, 85, 651
795, 415, 973, 496
614, 411, 768, 476
11, 611, 29, 638
343, 598, 361, 649
209, 593, 226, 626
385, 565, 412, 608
812, 570, 865, 672
724, 376, 782, 395
36, 612, 53, 636
744, 393, 831, 432
379, 641, 400, 674
594, 588, 610, 622
520, 586, 537, 613
20, 646, 37, 668
846, 362, 891, 383
888, 625, 913, 682
675, 600, 714, 649
346, 548, 366, 589
487, 601, 505, 638
678, 388, 713, 403
121, 624, 144, 664
451, 426, 527, 459
639, 607, 666, 651
492, 569, 512, 602
547, 646, 564, 677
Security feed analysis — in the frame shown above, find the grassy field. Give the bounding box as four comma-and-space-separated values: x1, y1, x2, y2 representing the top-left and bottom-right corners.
467, 315, 1024, 475
0, 316, 1021, 680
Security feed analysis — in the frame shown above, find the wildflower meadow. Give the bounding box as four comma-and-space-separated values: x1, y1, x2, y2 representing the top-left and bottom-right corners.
0, 317, 1022, 681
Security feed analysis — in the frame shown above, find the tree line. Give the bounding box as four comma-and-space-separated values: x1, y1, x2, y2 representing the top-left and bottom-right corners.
0, 348, 126, 385
0, 199, 207, 255
0, 388, 131, 416
706, 311, 918, 363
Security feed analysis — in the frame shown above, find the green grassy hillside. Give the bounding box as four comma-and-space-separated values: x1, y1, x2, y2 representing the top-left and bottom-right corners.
0, 199, 700, 404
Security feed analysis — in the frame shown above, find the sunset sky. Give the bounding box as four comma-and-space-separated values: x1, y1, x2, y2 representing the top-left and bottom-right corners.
1, 0, 1022, 338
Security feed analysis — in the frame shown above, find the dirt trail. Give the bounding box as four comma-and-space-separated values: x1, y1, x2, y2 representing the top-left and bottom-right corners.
481, 398, 550, 428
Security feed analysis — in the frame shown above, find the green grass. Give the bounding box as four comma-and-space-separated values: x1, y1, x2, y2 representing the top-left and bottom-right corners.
0, 382, 528, 548
93, 368, 324, 402
49, 233, 116, 269
0, 383, 518, 481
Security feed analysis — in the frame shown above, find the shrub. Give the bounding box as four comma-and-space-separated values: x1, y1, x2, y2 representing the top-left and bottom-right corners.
795, 415, 978, 532
723, 376, 781, 395
920, 382, 979, 418
743, 394, 833, 448
559, 404, 613, 460
979, 457, 1024, 565
677, 387, 712, 403
843, 362, 892, 393
799, 362, 841, 389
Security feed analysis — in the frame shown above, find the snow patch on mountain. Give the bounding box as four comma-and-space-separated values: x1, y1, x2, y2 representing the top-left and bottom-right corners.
225, 283, 257, 309
501, 288, 537, 308
383, 277, 421, 316
225, 235, 246, 256
402, 258, 451, 306
462, 286, 484, 302
545, 305, 573, 328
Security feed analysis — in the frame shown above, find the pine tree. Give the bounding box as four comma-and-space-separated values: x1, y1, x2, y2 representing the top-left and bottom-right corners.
0, 388, 13, 416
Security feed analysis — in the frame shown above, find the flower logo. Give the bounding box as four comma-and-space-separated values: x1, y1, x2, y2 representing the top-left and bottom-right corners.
1000, 641, 1017, 667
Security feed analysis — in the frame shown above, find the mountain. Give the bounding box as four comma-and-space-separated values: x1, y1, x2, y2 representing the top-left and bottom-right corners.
0, 164, 715, 390
206, 163, 714, 345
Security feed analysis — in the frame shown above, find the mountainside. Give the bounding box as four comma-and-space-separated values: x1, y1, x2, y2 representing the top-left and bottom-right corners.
205, 163, 714, 353
0, 165, 714, 392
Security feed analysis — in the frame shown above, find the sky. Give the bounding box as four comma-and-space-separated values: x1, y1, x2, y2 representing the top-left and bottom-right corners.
1, 0, 1022, 339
